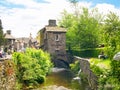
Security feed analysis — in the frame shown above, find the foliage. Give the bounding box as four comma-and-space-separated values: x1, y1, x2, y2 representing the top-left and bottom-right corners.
71, 48, 104, 58
70, 60, 80, 74
90, 58, 120, 90
0, 19, 5, 46
59, 2, 120, 59
111, 60, 120, 81
102, 12, 120, 59
12, 48, 53, 89
59, 10, 77, 50
77, 8, 101, 49
59, 8, 102, 50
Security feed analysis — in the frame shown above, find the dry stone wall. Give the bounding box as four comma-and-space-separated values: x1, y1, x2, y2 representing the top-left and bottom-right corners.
74, 56, 98, 90
0, 59, 16, 90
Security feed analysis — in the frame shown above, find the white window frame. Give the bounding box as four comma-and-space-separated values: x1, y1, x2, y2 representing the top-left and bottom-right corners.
55, 34, 59, 41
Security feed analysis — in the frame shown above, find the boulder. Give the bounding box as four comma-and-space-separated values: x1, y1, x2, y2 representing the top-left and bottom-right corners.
113, 52, 120, 61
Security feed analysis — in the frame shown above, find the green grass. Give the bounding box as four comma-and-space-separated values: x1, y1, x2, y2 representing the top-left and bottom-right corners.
90, 58, 111, 70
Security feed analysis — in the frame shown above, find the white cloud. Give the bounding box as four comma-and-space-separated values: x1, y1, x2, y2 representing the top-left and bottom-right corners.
1, 0, 71, 37
0, 0, 120, 38
6, 0, 42, 9
95, 3, 120, 17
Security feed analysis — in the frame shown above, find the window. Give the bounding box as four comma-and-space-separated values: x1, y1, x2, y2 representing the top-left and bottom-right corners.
55, 34, 59, 41
55, 45, 59, 52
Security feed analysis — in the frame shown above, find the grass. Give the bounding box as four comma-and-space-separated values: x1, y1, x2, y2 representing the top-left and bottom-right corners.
89, 58, 111, 70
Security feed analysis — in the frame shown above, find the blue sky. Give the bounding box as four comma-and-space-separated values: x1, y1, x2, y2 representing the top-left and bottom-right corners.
0, 0, 119, 10
78, 0, 120, 8
0, 0, 120, 37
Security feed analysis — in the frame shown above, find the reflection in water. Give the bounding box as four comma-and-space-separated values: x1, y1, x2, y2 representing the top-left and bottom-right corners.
39, 68, 89, 90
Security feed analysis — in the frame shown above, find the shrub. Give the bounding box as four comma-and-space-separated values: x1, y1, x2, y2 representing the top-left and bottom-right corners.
12, 48, 53, 88
90, 58, 120, 90
70, 60, 80, 74
111, 60, 120, 81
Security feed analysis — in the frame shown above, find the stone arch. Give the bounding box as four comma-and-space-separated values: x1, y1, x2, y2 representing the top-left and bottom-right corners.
52, 59, 69, 68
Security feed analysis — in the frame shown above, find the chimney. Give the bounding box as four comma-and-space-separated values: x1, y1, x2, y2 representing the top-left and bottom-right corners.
48, 19, 56, 26
7, 30, 11, 35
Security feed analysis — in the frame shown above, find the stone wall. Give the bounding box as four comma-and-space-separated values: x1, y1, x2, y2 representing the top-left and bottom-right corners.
74, 56, 98, 90
0, 59, 16, 90
47, 32, 67, 60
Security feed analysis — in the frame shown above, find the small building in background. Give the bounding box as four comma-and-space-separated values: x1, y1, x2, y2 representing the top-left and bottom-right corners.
4, 30, 15, 52
38, 20, 67, 60
4, 30, 37, 53
15, 33, 38, 51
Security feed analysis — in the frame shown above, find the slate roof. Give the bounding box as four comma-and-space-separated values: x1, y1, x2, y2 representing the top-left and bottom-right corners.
39, 26, 66, 33
45, 26, 66, 32
16, 37, 37, 43
16, 38, 29, 43
4, 34, 15, 39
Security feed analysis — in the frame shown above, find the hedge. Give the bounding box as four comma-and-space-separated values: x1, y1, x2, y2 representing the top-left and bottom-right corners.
71, 48, 104, 58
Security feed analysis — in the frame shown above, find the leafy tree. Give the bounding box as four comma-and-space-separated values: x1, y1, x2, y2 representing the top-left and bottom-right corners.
77, 8, 101, 48
59, 10, 77, 50
0, 19, 4, 46
102, 12, 120, 58
59, 8, 102, 49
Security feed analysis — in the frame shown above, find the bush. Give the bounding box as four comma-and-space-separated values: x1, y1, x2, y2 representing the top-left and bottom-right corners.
12, 48, 53, 88
90, 58, 120, 90
70, 60, 80, 74
111, 60, 120, 81
104, 46, 116, 59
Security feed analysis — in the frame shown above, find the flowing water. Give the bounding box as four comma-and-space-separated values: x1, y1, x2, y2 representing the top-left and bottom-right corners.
39, 68, 90, 90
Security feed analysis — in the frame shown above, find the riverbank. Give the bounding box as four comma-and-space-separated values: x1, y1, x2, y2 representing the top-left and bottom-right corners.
38, 67, 89, 90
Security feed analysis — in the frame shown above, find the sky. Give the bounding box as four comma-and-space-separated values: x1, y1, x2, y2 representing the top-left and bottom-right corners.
0, 0, 120, 38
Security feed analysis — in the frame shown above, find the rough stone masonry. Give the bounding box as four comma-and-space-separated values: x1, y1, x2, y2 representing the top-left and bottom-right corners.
0, 59, 16, 90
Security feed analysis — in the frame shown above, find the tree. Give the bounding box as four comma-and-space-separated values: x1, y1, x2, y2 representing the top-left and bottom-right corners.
59, 8, 102, 49
76, 8, 101, 48
59, 10, 77, 50
102, 12, 120, 58
0, 19, 4, 46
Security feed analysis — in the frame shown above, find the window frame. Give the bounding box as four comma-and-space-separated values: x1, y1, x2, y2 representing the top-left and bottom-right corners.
55, 34, 59, 41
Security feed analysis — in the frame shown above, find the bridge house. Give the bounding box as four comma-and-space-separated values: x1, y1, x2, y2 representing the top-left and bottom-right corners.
38, 20, 67, 60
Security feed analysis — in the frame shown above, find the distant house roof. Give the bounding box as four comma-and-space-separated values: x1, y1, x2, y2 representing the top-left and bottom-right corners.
39, 26, 66, 33
4, 34, 15, 39
45, 26, 66, 32
16, 38, 29, 43
4, 30, 15, 39
16, 37, 37, 43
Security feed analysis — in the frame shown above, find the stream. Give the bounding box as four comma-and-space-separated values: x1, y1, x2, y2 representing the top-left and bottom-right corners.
38, 68, 90, 90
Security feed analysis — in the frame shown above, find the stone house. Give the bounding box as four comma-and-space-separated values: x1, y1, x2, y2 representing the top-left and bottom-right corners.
4, 30, 15, 51
4, 30, 37, 52
38, 20, 67, 60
